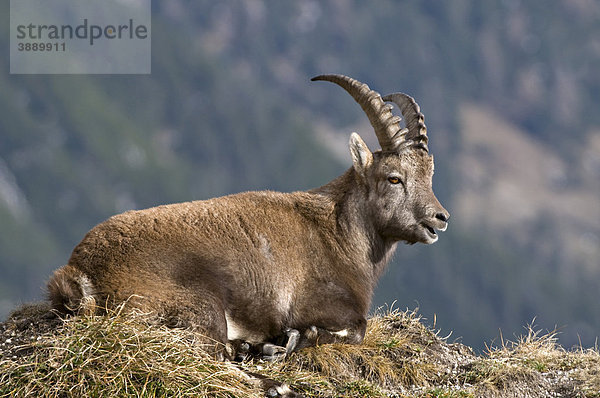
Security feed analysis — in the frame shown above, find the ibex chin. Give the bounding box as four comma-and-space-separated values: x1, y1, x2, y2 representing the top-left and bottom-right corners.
48, 74, 449, 359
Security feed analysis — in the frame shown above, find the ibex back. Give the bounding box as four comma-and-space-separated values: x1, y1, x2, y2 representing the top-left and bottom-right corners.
48, 74, 449, 359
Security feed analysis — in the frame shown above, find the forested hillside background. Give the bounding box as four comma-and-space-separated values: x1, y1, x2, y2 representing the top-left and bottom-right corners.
1, 0, 598, 351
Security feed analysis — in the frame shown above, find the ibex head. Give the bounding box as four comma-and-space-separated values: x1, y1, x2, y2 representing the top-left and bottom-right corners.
312, 74, 449, 244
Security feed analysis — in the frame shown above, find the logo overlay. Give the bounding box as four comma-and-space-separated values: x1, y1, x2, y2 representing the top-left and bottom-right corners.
10, 0, 151, 74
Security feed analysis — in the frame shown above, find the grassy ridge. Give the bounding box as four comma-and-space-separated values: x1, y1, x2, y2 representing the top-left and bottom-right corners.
1, 303, 598, 397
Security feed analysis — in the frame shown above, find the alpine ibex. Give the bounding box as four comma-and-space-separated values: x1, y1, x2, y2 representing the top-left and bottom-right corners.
47, 74, 449, 359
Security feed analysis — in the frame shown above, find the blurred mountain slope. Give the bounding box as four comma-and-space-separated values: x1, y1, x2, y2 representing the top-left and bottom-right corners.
0, 1, 599, 349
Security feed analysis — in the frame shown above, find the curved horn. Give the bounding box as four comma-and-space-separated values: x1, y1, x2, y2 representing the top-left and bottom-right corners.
382, 93, 428, 152
311, 74, 403, 151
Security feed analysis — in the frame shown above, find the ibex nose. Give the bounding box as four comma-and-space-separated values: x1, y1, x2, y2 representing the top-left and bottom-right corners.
435, 212, 449, 223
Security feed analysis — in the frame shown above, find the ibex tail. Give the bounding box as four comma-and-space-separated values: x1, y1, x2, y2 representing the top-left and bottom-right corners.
47, 265, 97, 316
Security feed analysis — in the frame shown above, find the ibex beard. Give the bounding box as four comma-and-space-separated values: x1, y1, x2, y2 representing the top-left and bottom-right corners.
47, 74, 449, 360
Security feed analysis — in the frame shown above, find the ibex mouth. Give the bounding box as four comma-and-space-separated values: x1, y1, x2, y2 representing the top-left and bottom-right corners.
420, 223, 439, 243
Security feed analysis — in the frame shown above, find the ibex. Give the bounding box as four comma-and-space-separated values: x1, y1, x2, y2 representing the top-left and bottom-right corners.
48, 74, 449, 359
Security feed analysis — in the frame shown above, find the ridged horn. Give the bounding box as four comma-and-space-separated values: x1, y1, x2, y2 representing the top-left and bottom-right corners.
311, 74, 403, 152
382, 93, 429, 152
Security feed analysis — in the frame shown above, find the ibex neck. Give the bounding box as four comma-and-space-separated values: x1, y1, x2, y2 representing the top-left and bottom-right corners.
310, 168, 397, 279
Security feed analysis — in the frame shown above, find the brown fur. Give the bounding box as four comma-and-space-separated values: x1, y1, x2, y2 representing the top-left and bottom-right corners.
47, 77, 449, 358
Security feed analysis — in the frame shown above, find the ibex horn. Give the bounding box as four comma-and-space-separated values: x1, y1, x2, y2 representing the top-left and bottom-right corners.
382, 93, 429, 152
311, 74, 404, 152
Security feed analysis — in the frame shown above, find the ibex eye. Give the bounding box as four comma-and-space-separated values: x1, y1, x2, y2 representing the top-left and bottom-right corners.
388, 176, 401, 185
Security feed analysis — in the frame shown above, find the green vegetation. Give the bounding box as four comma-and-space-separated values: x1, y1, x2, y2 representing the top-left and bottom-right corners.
1, 305, 598, 397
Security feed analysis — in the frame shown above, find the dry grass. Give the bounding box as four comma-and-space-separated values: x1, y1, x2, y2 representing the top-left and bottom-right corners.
279, 308, 466, 396
1, 303, 598, 397
0, 304, 260, 397
466, 324, 600, 398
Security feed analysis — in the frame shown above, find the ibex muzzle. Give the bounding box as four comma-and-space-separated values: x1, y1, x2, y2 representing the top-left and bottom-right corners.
48, 74, 449, 360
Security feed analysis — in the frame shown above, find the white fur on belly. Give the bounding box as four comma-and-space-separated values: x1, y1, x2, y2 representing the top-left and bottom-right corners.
332, 329, 349, 337
225, 312, 264, 343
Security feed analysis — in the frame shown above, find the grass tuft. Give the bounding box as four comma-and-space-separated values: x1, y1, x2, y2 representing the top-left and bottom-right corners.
1, 303, 598, 397
0, 304, 259, 397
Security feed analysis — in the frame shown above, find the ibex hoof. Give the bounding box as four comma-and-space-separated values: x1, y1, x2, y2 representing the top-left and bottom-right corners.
265, 383, 302, 397
261, 343, 287, 361
231, 341, 251, 362
284, 328, 300, 354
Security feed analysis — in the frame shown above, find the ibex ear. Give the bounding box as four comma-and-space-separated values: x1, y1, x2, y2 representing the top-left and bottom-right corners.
349, 133, 373, 177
